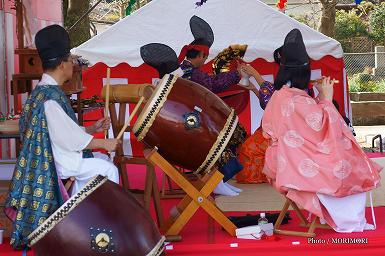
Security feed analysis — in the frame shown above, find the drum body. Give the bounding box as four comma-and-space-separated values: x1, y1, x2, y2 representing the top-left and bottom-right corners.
133, 74, 238, 174
101, 83, 154, 103
29, 176, 164, 256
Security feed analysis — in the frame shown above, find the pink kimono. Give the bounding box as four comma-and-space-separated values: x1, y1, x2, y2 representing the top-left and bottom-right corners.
262, 86, 382, 230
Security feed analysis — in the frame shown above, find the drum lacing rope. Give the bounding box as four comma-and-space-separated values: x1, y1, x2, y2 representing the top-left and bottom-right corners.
135, 74, 174, 138
28, 176, 106, 245
196, 111, 237, 174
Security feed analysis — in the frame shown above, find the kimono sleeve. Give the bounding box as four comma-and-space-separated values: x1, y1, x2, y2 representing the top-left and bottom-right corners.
44, 100, 93, 151
191, 69, 241, 93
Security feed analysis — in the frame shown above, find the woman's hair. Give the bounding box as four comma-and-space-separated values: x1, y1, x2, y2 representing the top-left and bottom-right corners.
273, 28, 311, 92
274, 63, 311, 91
186, 38, 210, 59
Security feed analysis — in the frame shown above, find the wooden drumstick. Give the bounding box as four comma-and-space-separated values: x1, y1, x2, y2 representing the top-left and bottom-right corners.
104, 68, 111, 138
310, 78, 339, 84
116, 96, 145, 140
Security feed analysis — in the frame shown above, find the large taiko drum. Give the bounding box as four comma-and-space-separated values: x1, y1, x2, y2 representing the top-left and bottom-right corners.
132, 74, 239, 174
28, 176, 164, 256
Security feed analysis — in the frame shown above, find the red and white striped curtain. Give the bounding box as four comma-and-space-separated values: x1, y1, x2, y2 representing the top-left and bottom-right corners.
0, 0, 62, 159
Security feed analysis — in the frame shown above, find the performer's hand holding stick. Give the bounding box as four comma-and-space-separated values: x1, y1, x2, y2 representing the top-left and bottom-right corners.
116, 96, 145, 140
314, 76, 335, 102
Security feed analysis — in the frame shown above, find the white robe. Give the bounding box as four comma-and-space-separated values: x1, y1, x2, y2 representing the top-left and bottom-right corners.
39, 74, 119, 195
317, 193, 370, 232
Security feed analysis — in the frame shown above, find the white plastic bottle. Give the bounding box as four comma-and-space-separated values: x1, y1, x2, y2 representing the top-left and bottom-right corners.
258, 213, 273, 236
258, 213, 268, 226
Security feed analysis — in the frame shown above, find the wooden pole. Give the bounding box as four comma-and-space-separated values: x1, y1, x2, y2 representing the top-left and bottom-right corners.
104, 68, 111, 138
116, 96, 144, 140
15, 0, 24, 49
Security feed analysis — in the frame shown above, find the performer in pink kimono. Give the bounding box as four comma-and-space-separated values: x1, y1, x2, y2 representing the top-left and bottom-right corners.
262, 29, 382, 232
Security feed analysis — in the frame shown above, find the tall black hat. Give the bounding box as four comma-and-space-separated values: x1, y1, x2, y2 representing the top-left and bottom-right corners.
189, 15, 214, 47
178, 16, 214, 63
140, 43, 179, 78
35, 25, 70, 65
273, 29, 309, 67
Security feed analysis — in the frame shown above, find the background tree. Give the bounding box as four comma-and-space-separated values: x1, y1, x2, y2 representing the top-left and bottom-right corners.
290, 14, 319, 30
289, 0, 320, 30
115, 0, 129, 19
356, 1, 375, 19
63, 0, 91, 48
335, 10, 368, 39
89, 0, 150, 22
334, 9, 369, 51
369, 2, 385, 45
318, 0, 338, 37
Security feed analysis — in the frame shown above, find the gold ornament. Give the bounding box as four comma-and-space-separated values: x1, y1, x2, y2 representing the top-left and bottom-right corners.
95, 233, 110, 248
212, 44, 248, 75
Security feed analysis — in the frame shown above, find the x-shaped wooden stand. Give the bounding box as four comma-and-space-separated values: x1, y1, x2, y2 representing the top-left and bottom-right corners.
144, 148, 237, 239
274, 198, 331, 237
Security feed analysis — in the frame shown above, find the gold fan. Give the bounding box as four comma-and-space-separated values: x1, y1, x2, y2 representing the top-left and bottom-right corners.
212, 44, 248, 75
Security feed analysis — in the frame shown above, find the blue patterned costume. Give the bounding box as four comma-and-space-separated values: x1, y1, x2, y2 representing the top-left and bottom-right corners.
5, 85, 88, 249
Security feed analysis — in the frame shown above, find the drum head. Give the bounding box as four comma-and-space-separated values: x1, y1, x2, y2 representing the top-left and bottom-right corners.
132, 74, 177, 140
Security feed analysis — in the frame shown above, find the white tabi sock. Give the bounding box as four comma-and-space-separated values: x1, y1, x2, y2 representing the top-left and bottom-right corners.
224, 182, 243, 193
213, 181, 239, 196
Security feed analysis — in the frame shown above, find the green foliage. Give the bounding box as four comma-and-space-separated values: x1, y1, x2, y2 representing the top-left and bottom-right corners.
376, 80, 385, 93
369, 3, 385, 43
103, 13, 120, 22
356, 1, 375, 20
125, 0, 137, 15
335, 10, 369, 41
340, 41, 353, 53
349, 73, 385, 92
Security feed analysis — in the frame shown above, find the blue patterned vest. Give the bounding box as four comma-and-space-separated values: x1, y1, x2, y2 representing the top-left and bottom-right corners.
5, 84, 89, 249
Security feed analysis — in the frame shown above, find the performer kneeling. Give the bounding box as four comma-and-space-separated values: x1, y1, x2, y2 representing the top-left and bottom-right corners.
262, 29, 381, 232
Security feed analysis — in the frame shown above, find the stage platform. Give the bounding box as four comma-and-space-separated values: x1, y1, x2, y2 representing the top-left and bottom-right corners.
1, 157, 385, 255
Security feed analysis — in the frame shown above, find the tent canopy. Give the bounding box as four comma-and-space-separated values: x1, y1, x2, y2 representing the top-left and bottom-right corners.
72, 0, 343, 67
74, 0, 349, 143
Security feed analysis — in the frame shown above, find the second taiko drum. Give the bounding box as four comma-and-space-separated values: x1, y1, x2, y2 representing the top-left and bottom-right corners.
132, 74, 239, 175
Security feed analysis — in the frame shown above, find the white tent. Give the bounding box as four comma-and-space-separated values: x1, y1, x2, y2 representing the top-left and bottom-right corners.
72, 0, 349, 147
72, 0, 343, 67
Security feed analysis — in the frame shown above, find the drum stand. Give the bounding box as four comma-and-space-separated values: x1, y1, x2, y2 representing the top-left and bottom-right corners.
274, 198, 331, 237
144, 148, 237, 241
